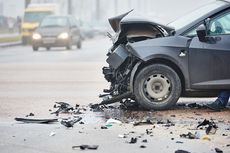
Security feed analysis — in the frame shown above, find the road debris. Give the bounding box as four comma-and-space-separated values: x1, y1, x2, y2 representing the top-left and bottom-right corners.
180, 132, 197, 139
197, 119, 218, 134
51, 102, 74, 115
49, 131, 56, 136
106, 118, 122, 125
133, 119, 153, 126
215, 148, 223, 153
25, 113, 34, 117
72, 145, 99, 150
142, 139, 148, 143
61, 117, 82, 128
202, 135, 211, 141
118, 134, 127, 138
129, 137, 137, 144
15, 118, 58, 124
175, 150, 191, 153
140, 145, 146, 148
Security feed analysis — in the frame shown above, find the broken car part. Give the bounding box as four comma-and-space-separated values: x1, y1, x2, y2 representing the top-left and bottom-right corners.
51, 102, 74, 115
15, 118, 58, 124
72, 145, 99, 150
175, 150, 191, 153
197, 119, 218, 135
61, 117, 82, 128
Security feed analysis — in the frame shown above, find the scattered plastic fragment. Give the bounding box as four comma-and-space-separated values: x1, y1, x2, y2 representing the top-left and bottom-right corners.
197, 119, 218, 135
129, 137, 137, 144
51, 102, 74, 115
180, 132, 196, 139
61, 117, 82, 128
106, 118, 122, 125
176, 141, 183, 144
72, 145, 99, 150
142, 139, 148, 143
49, 131, 56, 136
118, 134, 127, 138
101, 126, 108, 129
15, 118, 58, 124
215, 148, 223, 153
26, 113, 34, 117
133, 119, 153, 126
140, 145, 146, 148
175, 150, 191, 153
202, 135, 211, 141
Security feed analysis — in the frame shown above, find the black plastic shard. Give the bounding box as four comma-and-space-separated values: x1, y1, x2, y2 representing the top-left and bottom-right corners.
175, 150, 191, 153
197, 119, 218, 134
15, 118, 58, 124
72, 145, 99, 150
129, 137, 137, 144
215, 148, 223, 153
197, 119, 210, 128
51, 102, 74, 115
180, 132, 196, 139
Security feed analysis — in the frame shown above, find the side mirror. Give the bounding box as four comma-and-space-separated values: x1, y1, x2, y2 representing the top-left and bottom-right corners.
196, 24, 207, 42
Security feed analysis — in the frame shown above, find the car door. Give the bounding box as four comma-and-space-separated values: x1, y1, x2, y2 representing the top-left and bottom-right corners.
188, 9, 230, 89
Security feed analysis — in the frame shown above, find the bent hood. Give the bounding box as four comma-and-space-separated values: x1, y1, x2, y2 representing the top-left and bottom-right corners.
108, 10, 174, 34
108, 10, 133, 32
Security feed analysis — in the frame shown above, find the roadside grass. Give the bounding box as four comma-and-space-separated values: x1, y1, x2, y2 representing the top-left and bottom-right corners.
0, 35, 21, 43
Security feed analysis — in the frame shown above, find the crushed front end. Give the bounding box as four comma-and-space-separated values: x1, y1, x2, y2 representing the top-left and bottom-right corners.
101, 44, 137, 105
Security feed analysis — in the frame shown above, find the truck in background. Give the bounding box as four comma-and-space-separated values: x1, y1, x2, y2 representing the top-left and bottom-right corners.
21, 3, 59, 44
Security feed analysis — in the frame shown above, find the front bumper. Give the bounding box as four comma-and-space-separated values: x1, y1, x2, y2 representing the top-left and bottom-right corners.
32, 37, 70, 47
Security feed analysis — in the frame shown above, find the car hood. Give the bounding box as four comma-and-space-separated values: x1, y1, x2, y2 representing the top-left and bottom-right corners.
108, 10, 174, 34
36, 27, 69, 37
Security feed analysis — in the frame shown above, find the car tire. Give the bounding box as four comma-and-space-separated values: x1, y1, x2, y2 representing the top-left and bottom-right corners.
134, 64, 181, 110
66, 41, 72, 50
76, 40, 82, 49
32, 46, 39, 51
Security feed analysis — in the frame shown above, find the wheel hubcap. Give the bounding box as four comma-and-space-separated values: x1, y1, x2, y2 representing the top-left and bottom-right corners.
144, 74, 171, 102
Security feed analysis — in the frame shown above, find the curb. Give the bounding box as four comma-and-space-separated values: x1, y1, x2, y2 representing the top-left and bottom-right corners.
0, 41, 22, 48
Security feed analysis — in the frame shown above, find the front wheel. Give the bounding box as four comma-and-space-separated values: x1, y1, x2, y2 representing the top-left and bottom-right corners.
134, 64, 181, 110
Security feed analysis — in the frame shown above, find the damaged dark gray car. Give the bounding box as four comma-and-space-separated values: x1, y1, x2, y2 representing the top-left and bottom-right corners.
101, 0, 230, 110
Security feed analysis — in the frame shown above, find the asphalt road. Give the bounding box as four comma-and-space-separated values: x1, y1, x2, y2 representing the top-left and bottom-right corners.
0, 37, 229, 153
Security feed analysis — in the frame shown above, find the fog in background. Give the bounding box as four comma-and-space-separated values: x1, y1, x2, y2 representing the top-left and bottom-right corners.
0, 0, 214, 26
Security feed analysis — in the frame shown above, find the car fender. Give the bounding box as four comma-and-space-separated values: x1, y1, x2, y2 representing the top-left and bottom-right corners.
128, 36, 191, 92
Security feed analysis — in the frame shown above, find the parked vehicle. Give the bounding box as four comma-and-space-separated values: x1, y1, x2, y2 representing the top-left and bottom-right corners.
101, 0, 230, 110
32, 15, 82, 51
22, 3, 59, 44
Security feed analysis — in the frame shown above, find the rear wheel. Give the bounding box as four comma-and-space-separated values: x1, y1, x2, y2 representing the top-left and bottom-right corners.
134, 64, 181, 110
76, 40, 82, 49
66, 39, 72, 50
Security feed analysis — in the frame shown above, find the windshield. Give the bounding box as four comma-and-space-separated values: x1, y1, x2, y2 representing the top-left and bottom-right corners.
168, 1, 226, 30
24, 12, 51, 22
40, 17, 68, 27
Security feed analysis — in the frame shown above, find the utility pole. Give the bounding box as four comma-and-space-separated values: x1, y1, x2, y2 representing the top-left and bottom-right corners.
25, 0, 31, 8
114, 0, 118, 15
96, 0, 100, 21
68, 0, 72, 15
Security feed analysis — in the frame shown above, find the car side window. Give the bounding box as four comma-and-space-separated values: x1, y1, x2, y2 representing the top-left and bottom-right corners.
208, 11, 230, 35
69, 17, 76, 27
